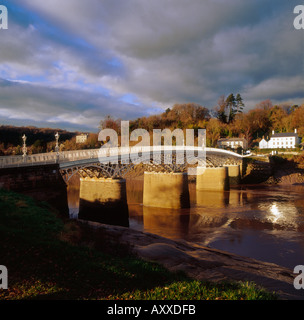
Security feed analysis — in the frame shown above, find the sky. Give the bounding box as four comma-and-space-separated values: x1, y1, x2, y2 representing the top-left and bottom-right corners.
0, 0, 304, 132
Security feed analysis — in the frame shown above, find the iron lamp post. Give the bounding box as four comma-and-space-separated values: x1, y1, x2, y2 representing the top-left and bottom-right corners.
55, 132, 60, 163
22, 134, 27, 163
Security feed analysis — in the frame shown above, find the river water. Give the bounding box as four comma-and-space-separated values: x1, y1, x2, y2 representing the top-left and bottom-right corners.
68, 176, 304, 269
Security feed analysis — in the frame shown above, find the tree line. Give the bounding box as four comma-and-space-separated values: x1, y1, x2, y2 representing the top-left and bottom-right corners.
0, 126, 99, 156
99, 95, 303, 149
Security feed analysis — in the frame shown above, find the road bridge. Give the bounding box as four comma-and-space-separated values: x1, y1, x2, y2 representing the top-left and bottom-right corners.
0, 146, 249, 226
0, 146, 246, 177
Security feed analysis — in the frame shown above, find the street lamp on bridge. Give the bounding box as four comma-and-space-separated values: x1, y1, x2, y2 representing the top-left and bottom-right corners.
22, 134, 27, 162
55, 132, 60, 163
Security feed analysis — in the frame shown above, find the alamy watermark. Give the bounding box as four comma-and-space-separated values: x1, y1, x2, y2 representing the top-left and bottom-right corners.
294, 265, 304, 290
0, 4, 8, 30
294, 5, 304, 29
97, 121, 206, 175
0, 5, 303, 31
0, 265, 8, 289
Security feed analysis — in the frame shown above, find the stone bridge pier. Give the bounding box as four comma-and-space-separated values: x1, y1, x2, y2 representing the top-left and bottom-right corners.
196, 164, 241, 191
143, 172, 190, 209
196, 167, 230, 191
78, 177, 129, 227
225, 164, 241, 185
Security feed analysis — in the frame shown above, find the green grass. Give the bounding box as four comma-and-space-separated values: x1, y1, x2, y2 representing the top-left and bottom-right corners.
0, 189, 277, 300
107, 280, 274, 300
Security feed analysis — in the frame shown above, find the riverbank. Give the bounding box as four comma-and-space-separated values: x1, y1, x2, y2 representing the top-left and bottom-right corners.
266, 155, 304, 185
242, 155, 304, 185
79, 219, 304, 300
0, 188, 284, 300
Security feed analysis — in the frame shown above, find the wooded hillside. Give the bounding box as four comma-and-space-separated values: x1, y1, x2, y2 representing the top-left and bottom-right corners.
101, 98, 303, 148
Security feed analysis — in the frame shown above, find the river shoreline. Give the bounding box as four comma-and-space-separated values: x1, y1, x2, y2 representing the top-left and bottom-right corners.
66, 159, 304, 299
242, 155, 304, 185
78, 219, 304, 300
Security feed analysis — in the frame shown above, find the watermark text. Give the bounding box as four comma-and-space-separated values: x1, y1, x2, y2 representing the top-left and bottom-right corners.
0, 5, 8, 30
294, 5, 304, 30
97, 121, 206, 175
294, 265, 304, 289
0, 265, 8, 289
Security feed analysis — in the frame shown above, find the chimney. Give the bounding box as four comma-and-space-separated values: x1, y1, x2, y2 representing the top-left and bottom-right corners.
272, 130, 274, 135
295, 128, 297, 134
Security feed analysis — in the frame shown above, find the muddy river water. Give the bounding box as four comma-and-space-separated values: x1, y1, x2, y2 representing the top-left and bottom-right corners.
68, 177, 304, 269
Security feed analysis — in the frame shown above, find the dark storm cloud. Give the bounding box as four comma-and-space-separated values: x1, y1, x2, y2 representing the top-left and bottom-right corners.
1, 0, 303, 130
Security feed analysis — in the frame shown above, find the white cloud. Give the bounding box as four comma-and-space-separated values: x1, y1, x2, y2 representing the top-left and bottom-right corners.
0, 79, 149, 130
245, 76, 304, 101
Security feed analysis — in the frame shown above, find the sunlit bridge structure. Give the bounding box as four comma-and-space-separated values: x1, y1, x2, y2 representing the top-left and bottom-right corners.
0, 146, 249, 226
0, 146, 247, 180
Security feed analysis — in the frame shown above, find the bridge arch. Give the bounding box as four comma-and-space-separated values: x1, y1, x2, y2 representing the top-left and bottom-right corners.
58, 146, 246, 182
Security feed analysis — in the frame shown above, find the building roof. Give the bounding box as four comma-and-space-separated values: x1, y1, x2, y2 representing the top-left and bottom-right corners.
271, 132, 298, 138
218, 137, 247, 141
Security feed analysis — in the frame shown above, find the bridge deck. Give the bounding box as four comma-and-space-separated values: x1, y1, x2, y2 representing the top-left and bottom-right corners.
0, 146, 247, 168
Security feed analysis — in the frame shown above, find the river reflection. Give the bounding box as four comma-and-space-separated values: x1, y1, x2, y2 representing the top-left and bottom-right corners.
67, 175, 304, 269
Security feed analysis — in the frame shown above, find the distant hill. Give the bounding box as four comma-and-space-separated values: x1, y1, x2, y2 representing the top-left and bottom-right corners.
0, 125, 79, 148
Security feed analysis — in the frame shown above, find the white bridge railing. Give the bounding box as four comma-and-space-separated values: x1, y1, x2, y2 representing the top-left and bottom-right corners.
0, 146, 245, 168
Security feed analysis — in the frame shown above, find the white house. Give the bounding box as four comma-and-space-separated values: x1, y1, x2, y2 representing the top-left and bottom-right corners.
217, 137, 248, 150
259, 137, 268, 149
76, 134, 88, 144
259, 129, 300, 149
